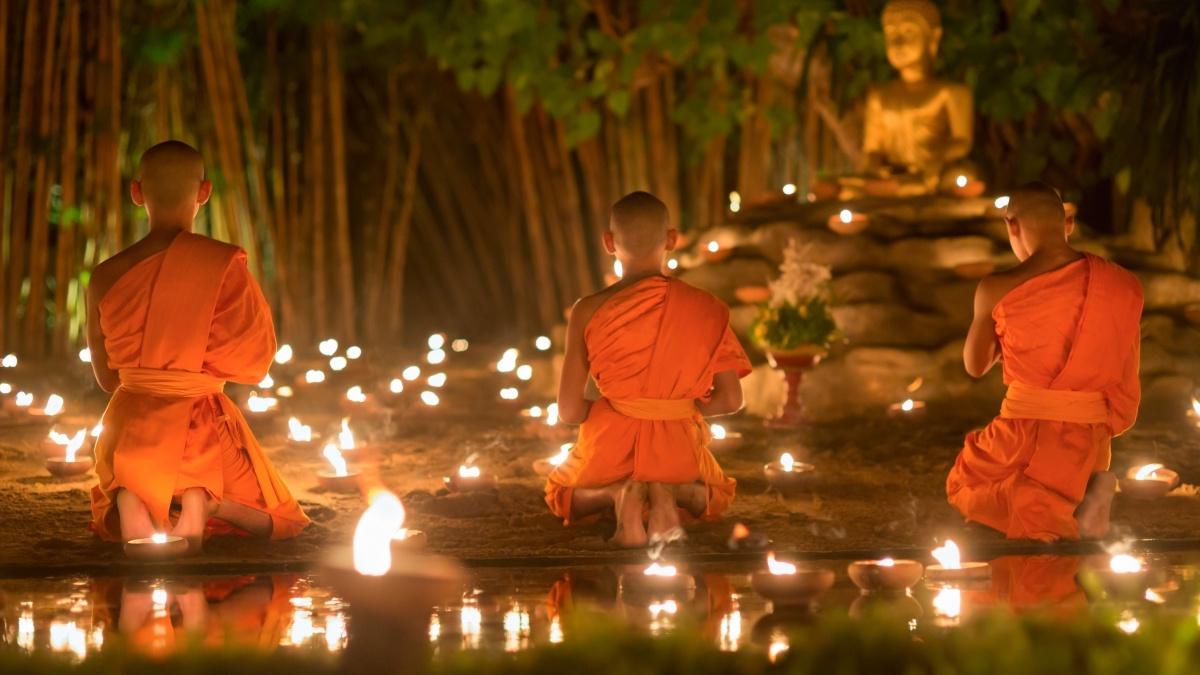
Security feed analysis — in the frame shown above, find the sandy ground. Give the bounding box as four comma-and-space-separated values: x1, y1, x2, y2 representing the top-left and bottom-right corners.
2, 351, 1199, 574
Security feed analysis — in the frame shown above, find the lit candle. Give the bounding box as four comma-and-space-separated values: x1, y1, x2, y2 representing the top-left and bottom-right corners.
353, 490, 406, 576
288, 417, 314, 444
346, 346, 363, 360
123, 531, 187, 560
500, 387, 519, 400
275, 344, 294, 364
550, 443, 571, 466
389, 378, 404, 394
304, 369, 326, 384
338, 418, 356, 451
444, 458, 495, 492
827, 208, 869, 234
766, 552, 796, 575
783, 183, 797, 196
847, 557, 924, 592
45, 429, 93, 477
750, 552, 835, 606
926, 539, 990, 582
79, 348, 92, 363
319, 339, 339, 357
427, 349, 446, 365
451, 339, 469, 352
2, 353, 17, 368
516, 365, 533, 381
535, 336, 552, 351
621, 559, 696, 595
420, 391, 439, 406
402, 365, 421, 381
346, 385, 367, 404
533, 443, 573, 476
330, 356, 348, 371
708, 423, 744, 450
427, 372, 447, 388
888, 398, 927, 417
317, 443, 360, 492
780, 452, 794, 472
1121, 463, 1178, 499
951, 174, 986, 197
764, 451, 813, 490
427, 334, 446, 351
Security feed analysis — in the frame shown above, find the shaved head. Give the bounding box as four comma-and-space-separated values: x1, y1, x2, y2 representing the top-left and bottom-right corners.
609, 191, 669, 258
1006, 181, 1066, 232
136, 141, 206, 213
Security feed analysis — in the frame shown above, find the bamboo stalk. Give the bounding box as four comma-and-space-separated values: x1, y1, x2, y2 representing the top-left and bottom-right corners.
506, 88, 558, 329
0, 0, 10, 349
6, 0, 42, 346
323, 20, 357, 342
53, 0, 82, 354
308, 24, 328, 334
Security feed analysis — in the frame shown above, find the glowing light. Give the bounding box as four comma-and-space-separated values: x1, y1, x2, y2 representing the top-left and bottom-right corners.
247, 392, 278, 413
402, 365, 421, 381
304, 369, 326, 384
711, 423, 727, 440
1191, 397, 1200, 416
49, 620, 88, 659
44, 394, 64, 416
325, 612, 348, 651
428, 372, 447, 388
421, 391, 440, 406
288, 417, 313, 443
346, 346, 362, 360
63, 429, 86, 463
329, 356, 348, 371
151, 532, 168, 544
288, 609, 315, 646
427, 334, 446, 350
90, 422, 103, 437
1145, 589, 1166, 604
783, 183, 797, 195
729, 191, 741, 213
500, 387, 519, 400
767, 551, 797, 575
549, 443, 572, 467
18, 605, 34, 651
1134, 463, 1165, 481
15, 391, 33, 407
48, 429, 71, 445
275, 344, 294, 364
839, 209, 853, 224
389, 378, 404, 394
994, 195, 1010, 209
955, 174, 968, 188
718, 610, 742, 651
461, 602, 482, 649
932, 540, 962, 569
345, 385, 367, 404
535, 336, 552, 351
277, 386, 294, 397
933, 587, 962, 619
2, 353, 17, 368
429, 613, 441, 642
427, 349, 447, 365
779, 452, 795, 472
0, 382, 10, 394
768, 633, 789, 663
667, 258, 679, 270
497, 348, 519, 373
1118, 610, 1140, 634
613, 260, 624, 278
79, 348, 91, 363
901, 398, 915, 412
878, 558, 896, 567
258, 373, 274, 388
319, 339, 339, 356
549, 616, 563, 644
503, 604, 531, 652
323, 444, 349, 478
516, 364, 533, 381
352, 490, 406, 576
452, 339, 470, 352
644, 561, 678, 577
338, 418, 356, 450
458, 464, 482, 479
707, 240, 720, 253
545, 403, 559, 426
1110, 554, 1143, 574
648, 599, 677, 616
527, 405, 543, 418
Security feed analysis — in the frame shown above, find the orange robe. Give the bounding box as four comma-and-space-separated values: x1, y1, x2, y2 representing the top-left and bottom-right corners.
946, 254, 1143, 541
545, 276, 751, 523
90, 232, 309, 541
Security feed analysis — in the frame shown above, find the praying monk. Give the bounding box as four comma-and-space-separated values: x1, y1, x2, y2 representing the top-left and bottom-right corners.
946, 182, 1142, 541
86, 140, 309, 553
546, 191, 751, 548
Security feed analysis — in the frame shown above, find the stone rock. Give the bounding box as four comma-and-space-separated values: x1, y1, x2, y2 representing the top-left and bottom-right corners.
677, 257, 776, 305
689, 225, 753, 254
832, 303, 960, 348
1142, 375, 1196, 420
1139, 341, 1176, 376
831, 271, 900, 304
749, 222, 885, 269
867, 195, 996, 223
911, 278, 975, 324
1142, 313, 1200, 354
886, 236, 997, 271
1139, 272, 1200, 309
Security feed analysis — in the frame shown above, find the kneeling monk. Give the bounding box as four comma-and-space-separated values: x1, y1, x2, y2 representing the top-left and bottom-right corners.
545, 191, 751, 547
87, 141, 310, 553
946, 181, 1142, 541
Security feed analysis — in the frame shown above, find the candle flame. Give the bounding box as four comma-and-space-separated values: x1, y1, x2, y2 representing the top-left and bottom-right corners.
275, 344, 293, 364
64, 429, 86, 463
878, 558, 896, 567
766, 552, 797, 575
955, 174, 968, 188
1110, 553, 1142, 574
779, 452, 794, 472
247, 392, 278, 413
323, 444, 349, 477
345, 385, 367, 404
329, 356, 348, 371
1145, 589, 1166, 604
783, 183, 797, 195
500, 387, 519, 400
648, 599, 678, 616
643, 561, 678, 577
346, 346, 362, 360
707, 240, 720, 253
458, 464, 481, 479
901, 398, 915, 412
352, 490, 406, 576
428, 372, 447, 388
526, 405, 543, 419
497, 348, 519, 372
0, 382, 10, 394
91, 422, 103, 437
613, 259, 624, 278
932, 540, 961, 569
839, 209, 853, 224
15, 391, 33, 407
402, 365, 421, 381
427, 334, 446, 350
338, 418, 356, 450
535, 336, 552, 351
389, 378, 404, 394
1117, 610, 1139, 634
44, 394, 64, 416
711, 423, 727, 440
79, 348, 92, 363
258, 373, 274, 388
151, 532, 168, 544
933, 587, 962, 619
667, 258, 679, 270
1191, 397, 1200, 416
1134, 463, 1164, 481
427, 349, 447, 365
318, 339, 339, 356
304, 369, 326, 384
549, 443, 572, 467
545, 403, 559, 426
451, 339, 469, 352
276, 386, 294, 397
288, 417, 312, 443
994, 195, 1010, 209
1, 353, 17, 368
421, 391, 440, 406
516, 364, 533, 381
48, 429, 71, 445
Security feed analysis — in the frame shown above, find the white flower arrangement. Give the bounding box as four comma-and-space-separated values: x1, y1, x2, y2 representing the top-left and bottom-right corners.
768, 239, 832, 308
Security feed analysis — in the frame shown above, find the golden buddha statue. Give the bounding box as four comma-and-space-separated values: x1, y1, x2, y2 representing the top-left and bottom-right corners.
839, 0, 975, 199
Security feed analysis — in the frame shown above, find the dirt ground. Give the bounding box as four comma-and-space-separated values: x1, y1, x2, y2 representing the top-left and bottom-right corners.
2, 351, 1199, 575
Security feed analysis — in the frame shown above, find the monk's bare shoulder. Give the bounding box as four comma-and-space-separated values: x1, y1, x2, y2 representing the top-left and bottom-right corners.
973, 269, 1025, 317
668, 278, 731, 316
570, 287, 618, 331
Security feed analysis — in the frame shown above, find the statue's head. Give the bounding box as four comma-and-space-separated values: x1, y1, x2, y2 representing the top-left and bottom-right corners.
881, 0, 942, 74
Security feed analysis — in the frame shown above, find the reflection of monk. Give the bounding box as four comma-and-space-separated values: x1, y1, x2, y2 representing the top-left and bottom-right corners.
87, 141, 309, 552
946, 183, 1142, 541
989, 556, 1086, 613
546, 192, 751, 547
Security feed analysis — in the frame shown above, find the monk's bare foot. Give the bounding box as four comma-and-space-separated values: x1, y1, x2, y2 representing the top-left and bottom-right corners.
1076, 471, 1117, 540
116, 489, 155, 542
609, 481, 648, 548
171, 488, 212, 555
674, 482, 707, 518
647, 482, 683, 544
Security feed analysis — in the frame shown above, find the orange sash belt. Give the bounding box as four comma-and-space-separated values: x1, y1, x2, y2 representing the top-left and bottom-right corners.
1000, 381, 1107, 424
119, 368, 225, 397
607, 397, 697, 421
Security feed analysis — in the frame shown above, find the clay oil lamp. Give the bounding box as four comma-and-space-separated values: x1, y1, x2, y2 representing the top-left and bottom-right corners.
887, 397, 926, 418
287, 416, 318, 449
443, 459, 496, 492
709, 423, 744, 451
335, 418, 364, 454
734, 285, 771, 304
533, 443, 573, 476
950, 173, 986, 198
1098, 553, 1154, 599
322, 491, 462, 674
750, 552, 835, 607
1120, 463, 1179, 500
704, 239, 733, 263
535, 336, 552, 352
764, 452, 814, 491
29, 393, 65, 418
827, 208, 869, 235
124, 531, 188, 561
925, 539, 990, 584
847, 557, 924, 592
45, 429, 93, 477
620, 560, 696, 597
317, 443, 360, 493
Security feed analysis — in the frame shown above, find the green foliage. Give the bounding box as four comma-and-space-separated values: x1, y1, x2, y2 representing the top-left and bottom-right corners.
751, 296, 839, 352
